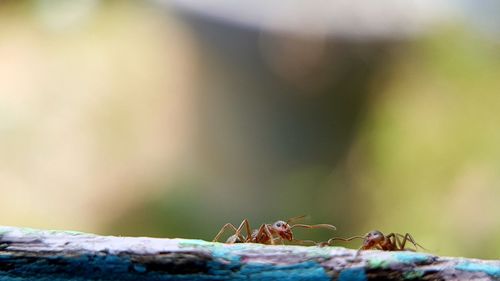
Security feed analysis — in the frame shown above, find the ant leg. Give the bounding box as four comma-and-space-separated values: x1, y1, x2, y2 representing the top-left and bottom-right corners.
394, 234, 414, 251
396, 233, 426, 251
391, 233, 412, 251
243, 219, 252, 238
391, 233, 410, 250
269, 235, 282, 245
212, 223, 239, 242
234, 219, 252, 242
263, 224, 275, 245
406, 233, 427, 250
252, 225, 270, 244
213, 219, 251, 243
385, 233, 398, 250
353, 246, 364, 259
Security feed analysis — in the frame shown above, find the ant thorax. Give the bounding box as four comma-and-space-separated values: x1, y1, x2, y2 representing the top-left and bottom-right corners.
250, 228, 271, 243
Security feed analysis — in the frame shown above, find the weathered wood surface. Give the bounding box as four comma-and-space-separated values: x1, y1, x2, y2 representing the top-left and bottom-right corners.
0, 226, 498, 280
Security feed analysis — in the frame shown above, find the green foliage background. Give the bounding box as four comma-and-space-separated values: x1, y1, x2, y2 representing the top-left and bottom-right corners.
0, 1, 499, 259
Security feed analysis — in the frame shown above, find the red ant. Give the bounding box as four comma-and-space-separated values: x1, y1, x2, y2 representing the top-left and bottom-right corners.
325, 230, 426, 251
213, 216, 336, 245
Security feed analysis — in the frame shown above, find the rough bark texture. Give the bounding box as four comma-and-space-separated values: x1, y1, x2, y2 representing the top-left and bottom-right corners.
0, 226, 498, 280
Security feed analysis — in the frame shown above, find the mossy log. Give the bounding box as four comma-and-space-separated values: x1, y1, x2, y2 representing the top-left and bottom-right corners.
0, 226, 499, 280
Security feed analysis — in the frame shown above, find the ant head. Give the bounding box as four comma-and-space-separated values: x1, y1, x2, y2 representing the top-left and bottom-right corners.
272, 220, 292, 240
363, 230, 385, 248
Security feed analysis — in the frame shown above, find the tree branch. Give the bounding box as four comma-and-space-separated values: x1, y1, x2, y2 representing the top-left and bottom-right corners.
0, 226, 498, 280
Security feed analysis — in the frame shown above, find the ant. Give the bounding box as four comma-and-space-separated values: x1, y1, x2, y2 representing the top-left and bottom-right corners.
212, 215, 336, 245
325, 230, 426, 252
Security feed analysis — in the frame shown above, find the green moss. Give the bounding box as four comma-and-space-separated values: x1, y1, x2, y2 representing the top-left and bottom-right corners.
403, 270, 424, 279
367, 258, 391, 269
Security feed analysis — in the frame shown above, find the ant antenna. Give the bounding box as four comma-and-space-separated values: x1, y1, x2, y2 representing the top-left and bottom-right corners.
286, 215, 309, 224
290, 224, 337, 231
327, 235, 364, 245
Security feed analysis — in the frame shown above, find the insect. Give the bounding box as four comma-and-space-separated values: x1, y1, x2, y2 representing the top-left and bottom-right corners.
325, 230, 426, 251
212, 216, 336, 245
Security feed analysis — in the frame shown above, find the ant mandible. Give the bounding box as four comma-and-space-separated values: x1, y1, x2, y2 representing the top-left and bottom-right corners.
213, 215, 336, 245
325, 230, 426, 251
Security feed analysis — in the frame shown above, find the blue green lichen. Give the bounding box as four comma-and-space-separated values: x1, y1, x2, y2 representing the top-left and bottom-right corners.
338, 267, 367, 281
240, 261, 329, 281
393, 252, 433, 264
0, 227, 89, 236
367, 252, 432, 271
402, 270, 424, 279
455, 261, 500, 277
303, 245, 337, 259
178, 241, 330, 280
367, 258, 391, 269
178, 239, 213, 248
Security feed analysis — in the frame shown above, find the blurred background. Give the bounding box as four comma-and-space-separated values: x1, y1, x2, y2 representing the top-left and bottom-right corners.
1, 0, 499, 259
